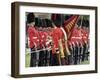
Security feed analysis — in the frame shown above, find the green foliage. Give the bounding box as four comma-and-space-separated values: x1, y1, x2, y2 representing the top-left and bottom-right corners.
80, 15, 89, 21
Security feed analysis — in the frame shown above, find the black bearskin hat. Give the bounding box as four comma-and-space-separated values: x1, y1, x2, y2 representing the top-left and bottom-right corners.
27, 13, 35, 24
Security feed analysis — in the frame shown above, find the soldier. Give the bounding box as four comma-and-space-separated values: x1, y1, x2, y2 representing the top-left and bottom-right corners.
34, 17, 42, 66
81, 26, 89, 62
42, 31, 49, 66
27, 13, 40, 67
68, 27, 77, 65
60, 25, 71, 65
51, 14, 71, 65
38, 19, 47, 66
50, 14, 61, 65
44, 19, 53, 66
63, 15, 80, 65
50, 24, 62, 65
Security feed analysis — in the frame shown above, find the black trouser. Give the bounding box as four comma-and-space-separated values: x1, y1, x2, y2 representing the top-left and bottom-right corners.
78, 47, 82, 64
45, 50, 52, 66
74, 46, 78, 65
67, 48, 73, 65
30, 48, 37, 67
71, 48, 75, 65
67, 55, 72, 65
82, 44, 86, 61
38, 50, 46, 66
51, 54, 59, 66
49, 50, 53, 66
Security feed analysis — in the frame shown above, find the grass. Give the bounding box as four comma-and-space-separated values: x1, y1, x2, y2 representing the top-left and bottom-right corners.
25, 49, 89, 67
81, 60, 90, 64
25, 49, 31, 67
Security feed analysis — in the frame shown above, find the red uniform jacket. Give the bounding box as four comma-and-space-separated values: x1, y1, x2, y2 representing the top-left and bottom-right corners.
27, 26, 39, 48
51, 27, 64, 54
81, 28, 89, 44
38, 31, 48, 48
68, 27, 84, 46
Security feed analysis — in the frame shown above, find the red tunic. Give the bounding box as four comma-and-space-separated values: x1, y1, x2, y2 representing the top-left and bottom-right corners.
51, 27, 64, 54
38, 31, 48, 48
27, 26, 39, 48
42, 32, 48, 47
68, 27, 83, 46
38, 31, 43, 48
81, 28, 89, 44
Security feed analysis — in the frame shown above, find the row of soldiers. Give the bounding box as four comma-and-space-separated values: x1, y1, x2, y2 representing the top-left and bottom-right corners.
26, 13, 90, 67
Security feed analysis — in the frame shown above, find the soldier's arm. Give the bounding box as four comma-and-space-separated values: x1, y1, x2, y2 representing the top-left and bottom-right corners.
65, 40, 71, 55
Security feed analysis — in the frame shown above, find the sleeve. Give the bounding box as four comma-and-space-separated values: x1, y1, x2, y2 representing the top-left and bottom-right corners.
60, 27, 67, 41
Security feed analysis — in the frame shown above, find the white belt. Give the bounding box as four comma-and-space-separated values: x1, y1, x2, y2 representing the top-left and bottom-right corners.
72, 36, 82, 39
33, 37, 37, 39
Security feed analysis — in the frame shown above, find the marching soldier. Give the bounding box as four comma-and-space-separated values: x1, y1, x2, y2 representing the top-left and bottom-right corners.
63, 15, 80, 65
45, 19, 53, 66
51, 14, 61, 65
51, 14, 71, 65
27, 13, 40, 67
38, 19, 47, 66
50, 23, 62, 65
60, 26, 71, 65
81, 26, 89, 61
68, 27, 77, 64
